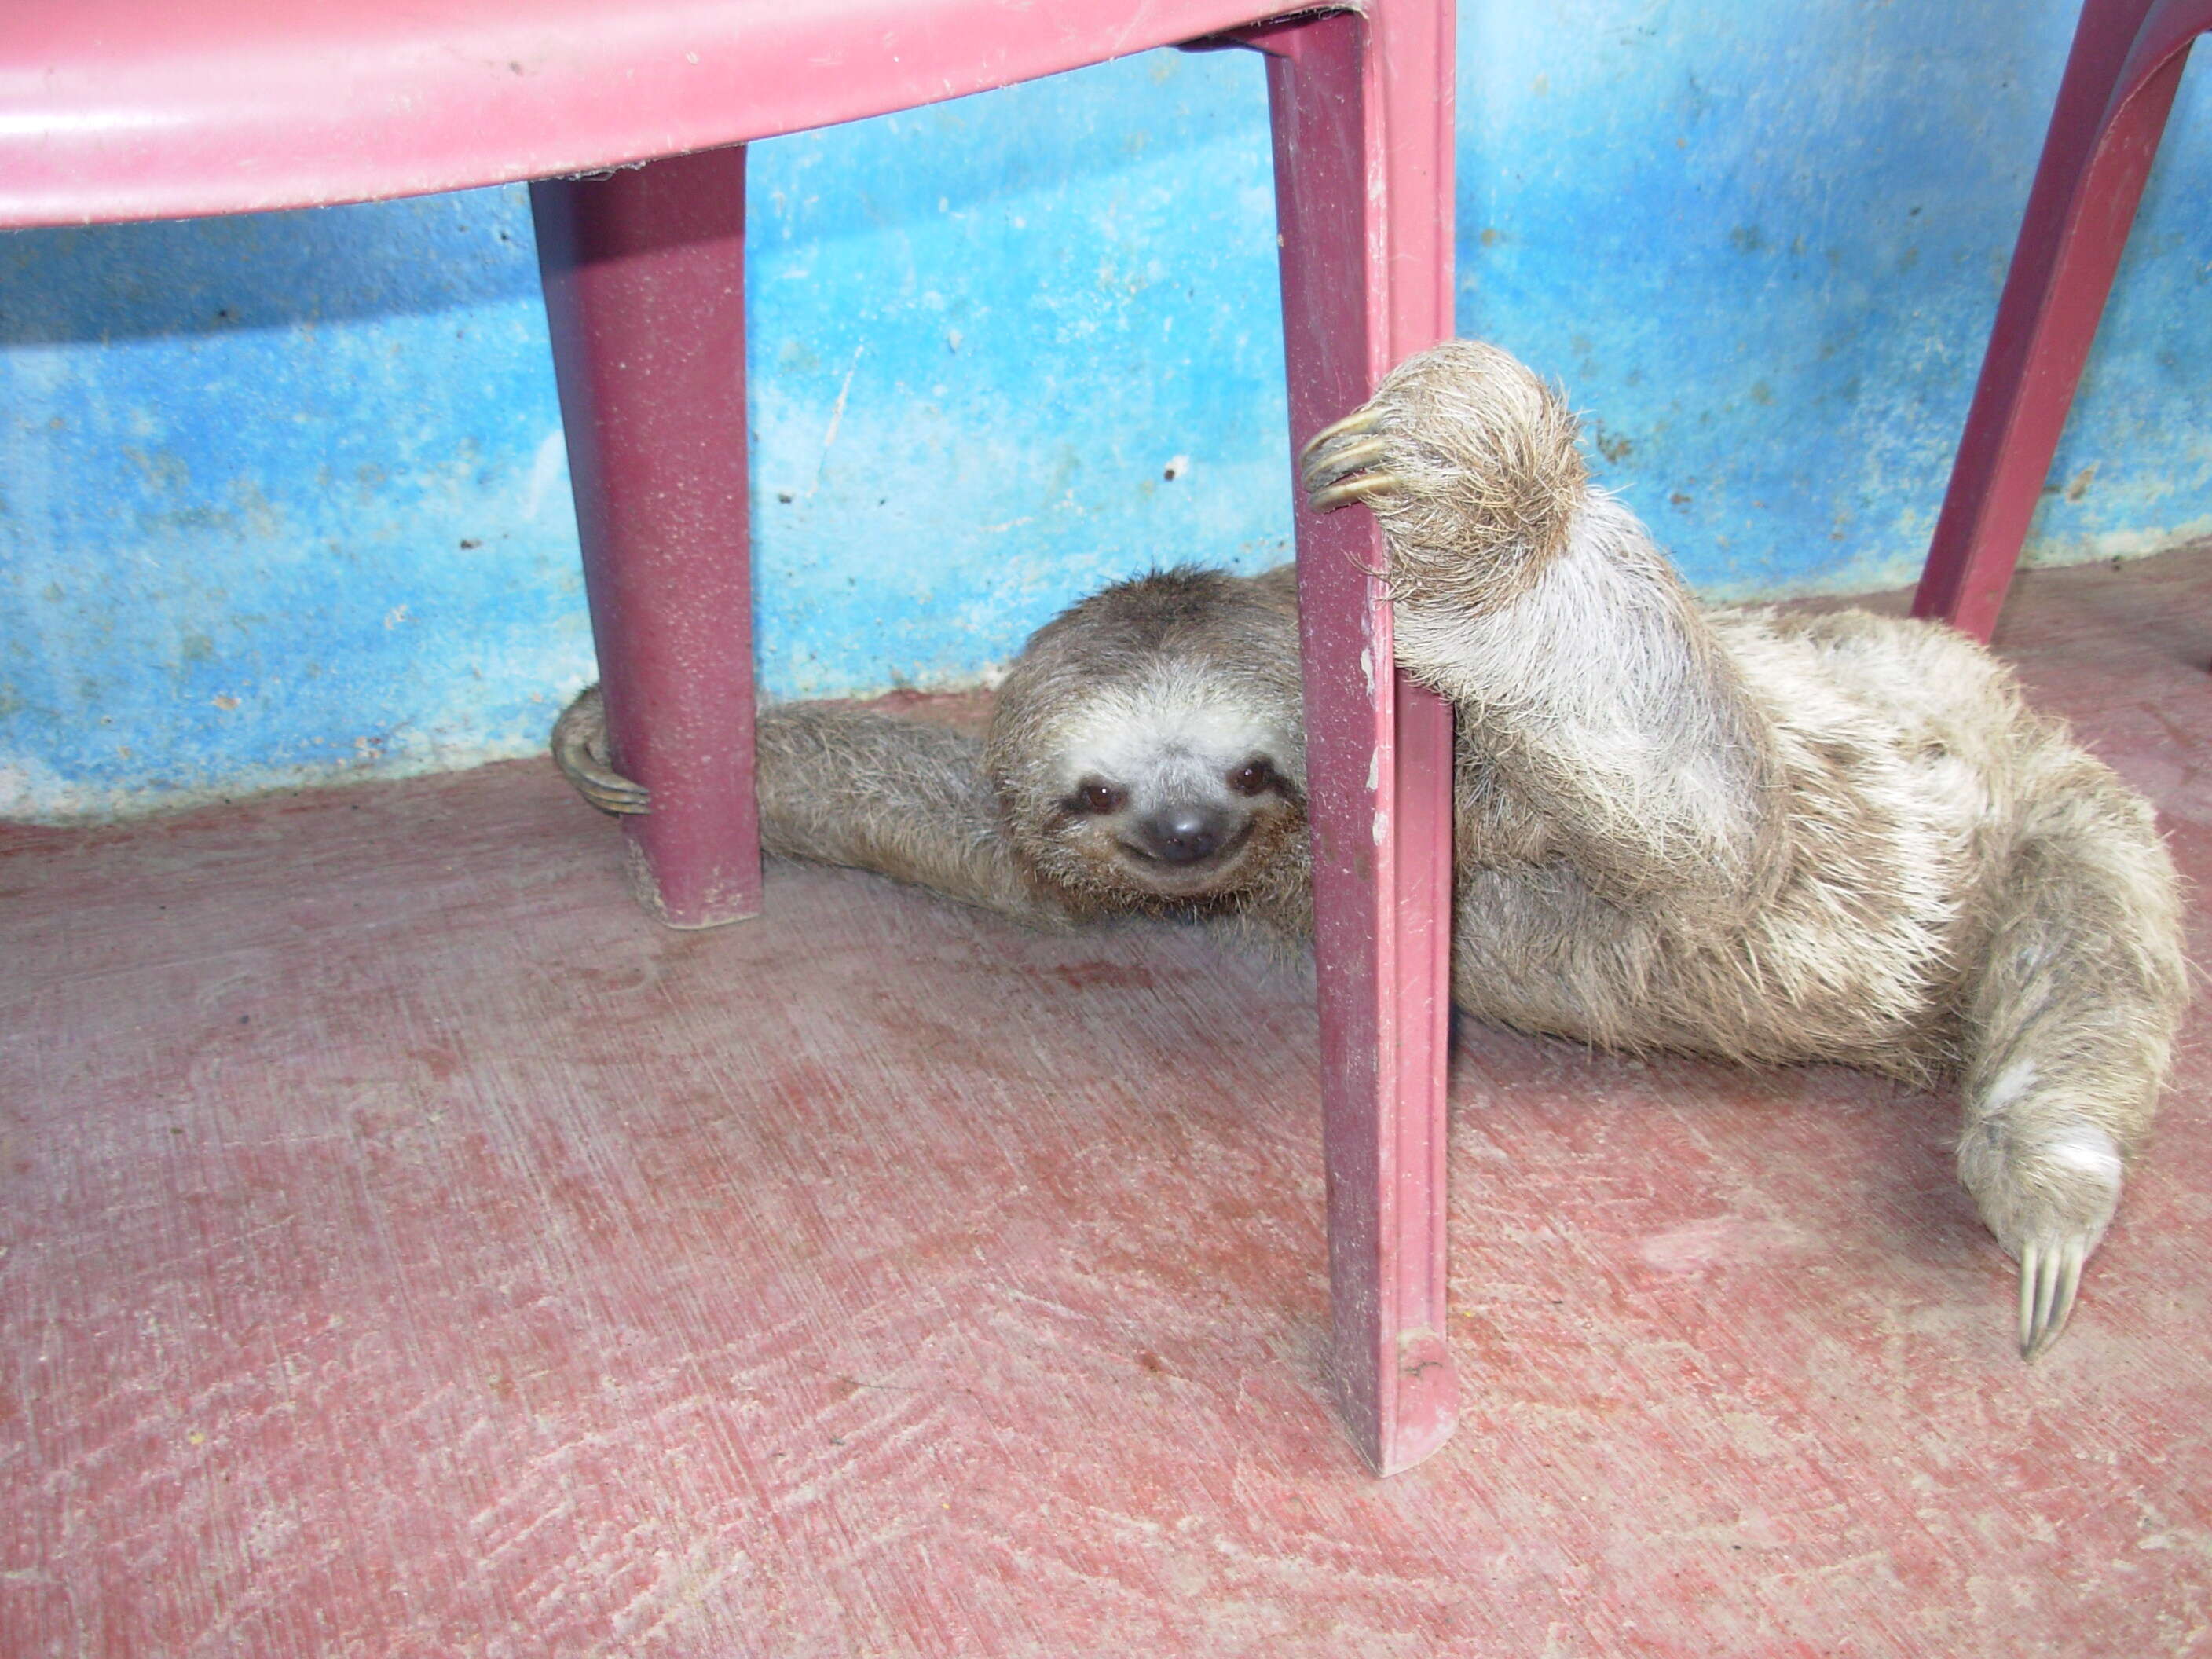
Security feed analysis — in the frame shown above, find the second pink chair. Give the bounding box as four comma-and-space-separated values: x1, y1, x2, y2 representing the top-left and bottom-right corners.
1915, 0, 2212, 640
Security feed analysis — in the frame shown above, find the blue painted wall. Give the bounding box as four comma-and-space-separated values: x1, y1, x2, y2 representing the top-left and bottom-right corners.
1461, 0, 2212, 598
3, 2, 2209, 820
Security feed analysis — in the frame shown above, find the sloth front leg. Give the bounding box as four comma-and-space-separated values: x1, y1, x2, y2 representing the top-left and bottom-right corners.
552, 687, 1067, 927
1302, 340, 1788, 921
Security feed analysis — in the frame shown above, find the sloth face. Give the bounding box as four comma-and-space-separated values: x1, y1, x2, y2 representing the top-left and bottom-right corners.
984, 566, 1309, 910
1020, 669, 1306, 905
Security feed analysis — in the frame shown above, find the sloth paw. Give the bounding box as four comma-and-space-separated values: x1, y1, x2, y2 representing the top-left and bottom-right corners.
1961, 1119, 2124, 1361
1295, 342, 1589, 610
551, 686, 652, 816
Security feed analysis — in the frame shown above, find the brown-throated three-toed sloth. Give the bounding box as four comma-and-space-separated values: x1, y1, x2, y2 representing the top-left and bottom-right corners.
555, 340, 2186, 1361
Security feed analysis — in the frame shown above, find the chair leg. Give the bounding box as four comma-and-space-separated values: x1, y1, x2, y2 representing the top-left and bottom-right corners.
1914, 1, 2196, 642
530, 147, 764, 928
1251, 2, 1460, 1476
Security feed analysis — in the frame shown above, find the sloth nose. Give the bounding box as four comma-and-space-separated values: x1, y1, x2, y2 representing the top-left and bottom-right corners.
1133, 805, 1232, 864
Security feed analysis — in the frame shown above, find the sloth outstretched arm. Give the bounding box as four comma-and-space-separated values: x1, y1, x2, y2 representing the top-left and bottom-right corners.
552, 687, 1070, 928
1301, 341, 1789, 924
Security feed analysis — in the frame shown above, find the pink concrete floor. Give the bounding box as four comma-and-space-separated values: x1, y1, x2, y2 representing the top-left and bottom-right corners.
5, 552, 2210, 1657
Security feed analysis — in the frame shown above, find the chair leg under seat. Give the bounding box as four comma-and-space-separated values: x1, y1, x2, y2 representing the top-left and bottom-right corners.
1914, 0, 2201, 641
1256, 2, 1461, 1476
532, 145, 764, 928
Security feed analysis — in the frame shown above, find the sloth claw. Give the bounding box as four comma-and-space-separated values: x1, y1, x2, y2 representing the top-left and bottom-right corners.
1307, 471, 1401, 513
1301, 405, 1384, 456
1299, 408, 1402, 514
582, 775, 652, 815
1300, 413, 1401, 515
1299, 434, 1391, 493
573, 758, 652, 815
551, 696, 654, 816
2018, 1236, 2088, 1361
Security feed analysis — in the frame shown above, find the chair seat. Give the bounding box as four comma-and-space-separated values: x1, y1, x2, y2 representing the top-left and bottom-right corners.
0, 0, 1279, 227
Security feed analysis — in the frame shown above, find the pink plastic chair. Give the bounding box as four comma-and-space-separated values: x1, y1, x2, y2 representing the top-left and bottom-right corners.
1914, 0, 2212, 641
2, 0, 1462, 1474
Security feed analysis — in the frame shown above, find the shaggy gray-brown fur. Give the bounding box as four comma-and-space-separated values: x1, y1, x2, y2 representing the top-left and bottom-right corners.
553, 339, 2187, 1358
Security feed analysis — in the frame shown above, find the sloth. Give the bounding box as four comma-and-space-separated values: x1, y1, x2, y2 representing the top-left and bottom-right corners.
555, 340, 2187, 1361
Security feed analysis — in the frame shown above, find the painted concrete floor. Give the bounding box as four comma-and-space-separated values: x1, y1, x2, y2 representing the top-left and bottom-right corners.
5, 552, 2210, 1658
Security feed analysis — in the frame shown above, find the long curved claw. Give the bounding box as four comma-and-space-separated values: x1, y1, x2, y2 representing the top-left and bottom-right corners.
576, 767, 652, 815
1308, 471, 1401, 514
1299, 434, 1392, 493
1299, 408, 1402, 515
1298, 405, 1382, 463
551, 700, 653, 816
2019, 1236, 2087, 1361
567, 742, 651, 815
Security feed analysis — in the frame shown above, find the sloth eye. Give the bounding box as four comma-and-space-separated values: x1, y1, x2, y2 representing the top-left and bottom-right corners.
1228, 760, 1274, 797
1071, 780, 1126, 815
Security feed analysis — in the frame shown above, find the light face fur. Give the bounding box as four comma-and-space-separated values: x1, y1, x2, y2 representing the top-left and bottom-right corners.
554, 339, 2188, 1361
985, 567, 1309, 917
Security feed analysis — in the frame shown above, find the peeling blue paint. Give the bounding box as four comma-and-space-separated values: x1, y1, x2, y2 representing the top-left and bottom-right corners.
2, 7, 2209, 819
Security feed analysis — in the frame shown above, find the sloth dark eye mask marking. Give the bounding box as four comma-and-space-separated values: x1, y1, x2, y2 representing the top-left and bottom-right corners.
1065, 779, 1126, 816
1229, 758, 1279, 797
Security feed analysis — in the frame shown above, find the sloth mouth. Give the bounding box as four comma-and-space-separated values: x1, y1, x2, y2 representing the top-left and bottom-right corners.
1113, 822, 1256, 884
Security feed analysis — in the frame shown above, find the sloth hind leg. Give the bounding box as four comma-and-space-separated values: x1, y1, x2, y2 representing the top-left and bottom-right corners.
1957, 769, 2185, 1358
